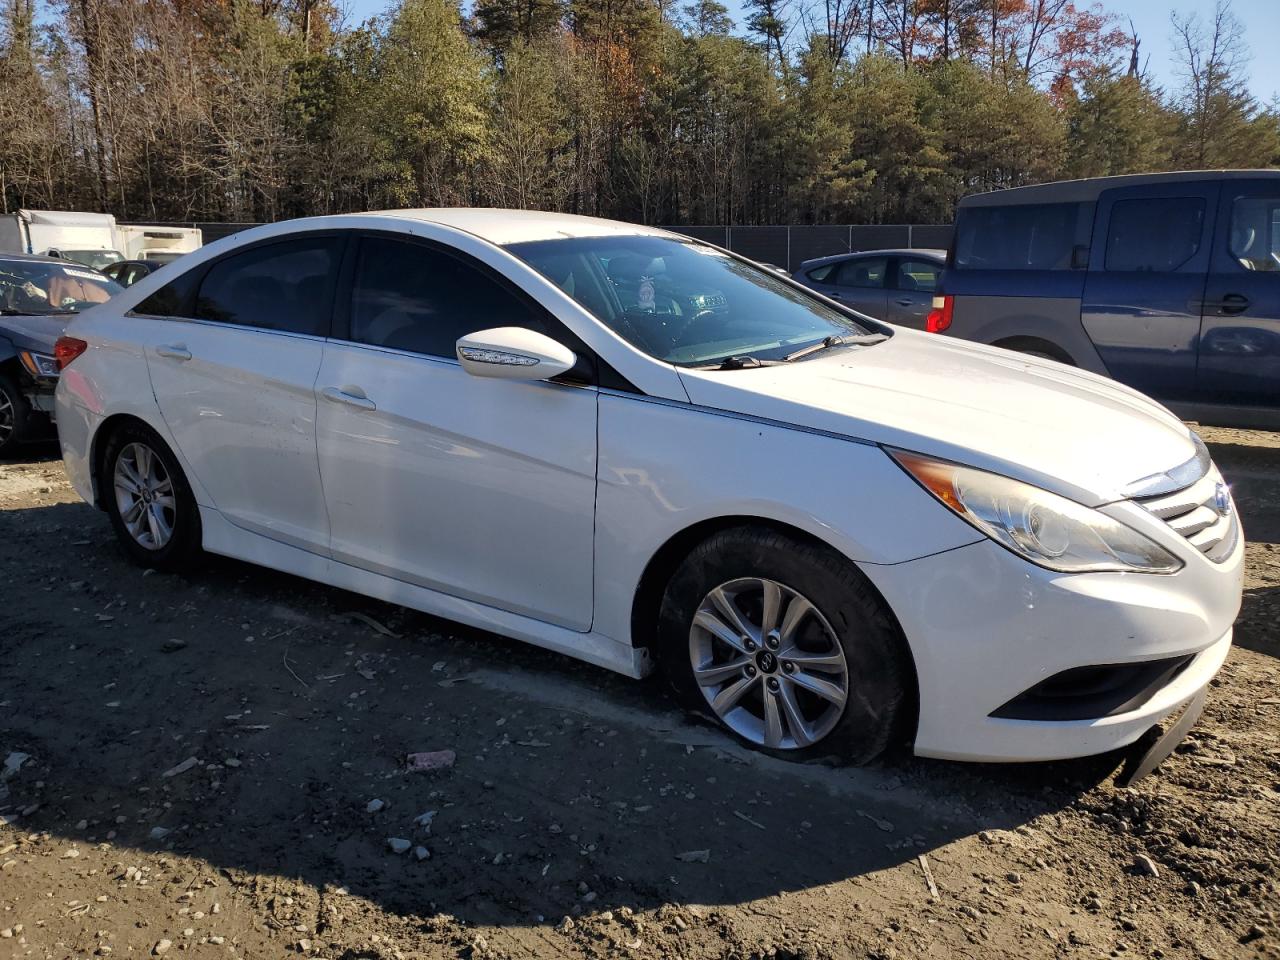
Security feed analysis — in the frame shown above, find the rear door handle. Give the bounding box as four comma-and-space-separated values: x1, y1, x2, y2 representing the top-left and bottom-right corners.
321, 386, 376, 411
895, 297, 914, 306
155, 344, 191, 361
1198, 294, 1251, 315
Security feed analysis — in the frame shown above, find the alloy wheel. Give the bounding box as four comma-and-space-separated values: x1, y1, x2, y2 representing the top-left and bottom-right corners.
688, 577, 849, 749
113, 442, 177, 550
0, 387, 13, 447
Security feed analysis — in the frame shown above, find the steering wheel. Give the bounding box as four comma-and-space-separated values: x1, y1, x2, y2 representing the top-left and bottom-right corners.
666, 308, 721, 349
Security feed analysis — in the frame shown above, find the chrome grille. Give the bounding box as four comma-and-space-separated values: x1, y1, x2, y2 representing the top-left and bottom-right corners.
1135, 466, 1238, 563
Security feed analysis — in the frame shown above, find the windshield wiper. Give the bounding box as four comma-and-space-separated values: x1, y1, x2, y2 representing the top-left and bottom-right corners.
695, 355, 786, 371
782, 332, 889, 362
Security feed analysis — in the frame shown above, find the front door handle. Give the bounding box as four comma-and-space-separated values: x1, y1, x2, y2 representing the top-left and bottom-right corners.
321, 386, 376, 411
156, 344, 191, 361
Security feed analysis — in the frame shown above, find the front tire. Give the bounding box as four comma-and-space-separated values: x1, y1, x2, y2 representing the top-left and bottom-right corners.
657, 526, 912, 763
102, 422, 202, 571
0, 372, 31, 458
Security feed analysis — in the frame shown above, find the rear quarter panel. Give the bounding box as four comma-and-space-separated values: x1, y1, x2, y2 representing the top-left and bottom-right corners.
939, 267, 1106, 374
55, 310, 211, 508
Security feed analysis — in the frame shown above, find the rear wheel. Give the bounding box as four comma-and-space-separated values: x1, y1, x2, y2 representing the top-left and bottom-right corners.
994, 336, 1075, 366
102, 422, 202, 570
0, 371, 31, 458
657, 526, 913, 763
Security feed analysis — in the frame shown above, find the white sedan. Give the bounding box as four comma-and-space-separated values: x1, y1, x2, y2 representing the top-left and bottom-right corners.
53, 210, 1243, 765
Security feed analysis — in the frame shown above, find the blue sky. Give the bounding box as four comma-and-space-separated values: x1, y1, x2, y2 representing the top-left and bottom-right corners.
338, 0, 1279, 105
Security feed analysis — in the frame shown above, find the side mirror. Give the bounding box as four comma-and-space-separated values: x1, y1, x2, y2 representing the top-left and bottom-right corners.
1070, 245, 1090, 270
456, 327, 577, 381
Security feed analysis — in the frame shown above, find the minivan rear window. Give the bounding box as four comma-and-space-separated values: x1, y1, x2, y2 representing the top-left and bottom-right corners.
953, 202, 1091, 271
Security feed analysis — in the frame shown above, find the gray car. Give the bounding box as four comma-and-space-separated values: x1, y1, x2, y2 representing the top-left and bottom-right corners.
0, 252, 121, 456
792, 249, 946, 327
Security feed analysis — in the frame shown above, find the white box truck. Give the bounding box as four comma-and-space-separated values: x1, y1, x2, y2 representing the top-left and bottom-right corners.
0, 209, 125, 271
116, 224, 202, 263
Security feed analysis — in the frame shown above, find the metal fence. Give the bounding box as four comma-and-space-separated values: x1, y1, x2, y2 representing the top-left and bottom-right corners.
122, 221, 954, 273
665, 224, 953, 272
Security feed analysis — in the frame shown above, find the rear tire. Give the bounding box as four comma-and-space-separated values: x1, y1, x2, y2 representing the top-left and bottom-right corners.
994, 336, 1075, 366
656, 526, 913, 764
0, 371, 31, 459
101, 421, 202, 571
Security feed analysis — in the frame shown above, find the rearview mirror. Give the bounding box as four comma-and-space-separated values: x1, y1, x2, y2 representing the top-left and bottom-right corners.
456, 327, 577, 381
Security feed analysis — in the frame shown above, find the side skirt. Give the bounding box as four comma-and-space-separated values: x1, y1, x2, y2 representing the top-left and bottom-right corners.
199, 506, 653, 679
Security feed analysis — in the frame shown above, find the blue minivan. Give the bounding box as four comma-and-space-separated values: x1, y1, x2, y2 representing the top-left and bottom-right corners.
932, 170, 1280, 429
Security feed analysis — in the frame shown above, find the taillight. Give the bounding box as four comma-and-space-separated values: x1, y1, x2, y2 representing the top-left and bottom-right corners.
925, 295, 954, 333
54, 336, 88, 370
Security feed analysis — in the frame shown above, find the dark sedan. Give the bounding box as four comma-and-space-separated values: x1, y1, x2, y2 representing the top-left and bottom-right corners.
792, 249, 945, 328
102, 258, 169, 287
0, 252, 121, 455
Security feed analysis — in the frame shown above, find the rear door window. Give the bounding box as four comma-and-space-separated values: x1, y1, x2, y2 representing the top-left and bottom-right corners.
954, 202, 1089, 271
895, 259, 940, 292
1105, 198, 1206, 272
834, 256, 888, 288
195, 236, 342, 335
348, 236, 548, 358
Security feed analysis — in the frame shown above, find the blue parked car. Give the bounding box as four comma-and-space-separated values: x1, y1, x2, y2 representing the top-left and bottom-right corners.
0, 252, 121, 456
932, 170, 1280, 429
792, 248, 946, 328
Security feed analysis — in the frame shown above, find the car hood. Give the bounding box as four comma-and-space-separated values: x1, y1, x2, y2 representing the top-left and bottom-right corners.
676, 328, 1197, 506
0, 313, 70, 355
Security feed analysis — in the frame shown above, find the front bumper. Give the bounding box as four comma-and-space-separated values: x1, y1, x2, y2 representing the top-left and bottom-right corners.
860, 530, 1243, 763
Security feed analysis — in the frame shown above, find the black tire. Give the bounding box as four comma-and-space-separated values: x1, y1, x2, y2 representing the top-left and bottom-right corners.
656, 526, 913, 764
0, 371, 31, 458
994, 336, 1075, 366
101, 420, 203, 571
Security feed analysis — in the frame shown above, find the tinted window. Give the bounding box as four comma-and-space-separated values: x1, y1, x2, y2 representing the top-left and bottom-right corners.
1105, 198, 1205, 272
834, 256, 887, 288
1228, 193, 1280, 272
350, 237, 547, 358
195, 236, 341, 335
134, 267, 201, 317
954, 202, 1089, 271
806, 263, 835, 282
896, 258, 939, 292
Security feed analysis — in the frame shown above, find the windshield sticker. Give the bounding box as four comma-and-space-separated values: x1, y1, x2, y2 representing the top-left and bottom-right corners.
62, 267, 104, 282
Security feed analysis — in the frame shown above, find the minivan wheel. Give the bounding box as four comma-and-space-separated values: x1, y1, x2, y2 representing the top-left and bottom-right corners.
0, 372, 31, 458
657, 526, 912, 763
102, 422, 202, 571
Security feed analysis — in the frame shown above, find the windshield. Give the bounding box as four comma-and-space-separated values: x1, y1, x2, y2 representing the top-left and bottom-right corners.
506, 235, 876, 366
57, 249, 126, 271
0, 259, 122, 315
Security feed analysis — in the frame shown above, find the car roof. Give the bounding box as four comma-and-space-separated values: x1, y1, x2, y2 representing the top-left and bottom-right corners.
359, 208, 678, 246
799, 248, 946, 269
0, 251, 78, 266
960, 169, 1280, 208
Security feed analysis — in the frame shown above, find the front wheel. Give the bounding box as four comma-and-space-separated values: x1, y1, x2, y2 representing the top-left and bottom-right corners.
657, 527, 913, 763
102, 422, 203, 571
0, 372, 31, 458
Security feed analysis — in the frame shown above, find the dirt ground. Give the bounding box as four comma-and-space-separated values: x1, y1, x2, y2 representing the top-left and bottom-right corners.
0, 425, 1277, 960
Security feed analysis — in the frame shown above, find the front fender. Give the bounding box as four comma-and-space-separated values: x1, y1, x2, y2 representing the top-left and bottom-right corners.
591, 391, 982, 645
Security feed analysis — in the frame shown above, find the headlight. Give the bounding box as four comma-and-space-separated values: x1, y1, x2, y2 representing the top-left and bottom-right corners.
890, 450, 1182, 574
17, 350, 60, 378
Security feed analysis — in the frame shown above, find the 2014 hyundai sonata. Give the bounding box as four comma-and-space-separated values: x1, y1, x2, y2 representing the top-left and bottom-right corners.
53, 210, 1244, 765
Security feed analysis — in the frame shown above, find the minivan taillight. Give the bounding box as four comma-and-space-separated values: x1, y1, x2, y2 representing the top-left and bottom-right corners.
925, 295, 953, 333
54, 336, 88, 370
